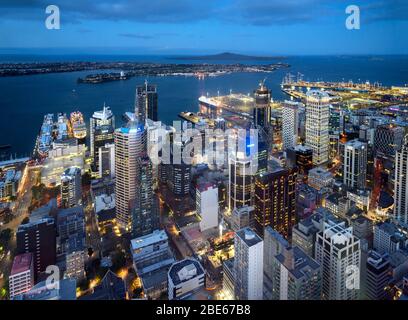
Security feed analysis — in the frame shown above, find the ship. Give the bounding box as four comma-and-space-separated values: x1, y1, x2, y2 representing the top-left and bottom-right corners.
36, 113, 54, 157
70, 111, 87, 140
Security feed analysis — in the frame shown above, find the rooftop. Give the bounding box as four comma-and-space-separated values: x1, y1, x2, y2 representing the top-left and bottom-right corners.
168, 258, 205, 286
131, 229, 168, 251
11, 253, 33, 276
235, 227, 263, 247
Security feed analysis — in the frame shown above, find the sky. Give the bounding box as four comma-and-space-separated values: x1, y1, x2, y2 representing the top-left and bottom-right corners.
0, 0, 407, 55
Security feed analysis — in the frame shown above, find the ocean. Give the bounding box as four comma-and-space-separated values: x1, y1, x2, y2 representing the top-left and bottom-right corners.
0, 55, 407, 157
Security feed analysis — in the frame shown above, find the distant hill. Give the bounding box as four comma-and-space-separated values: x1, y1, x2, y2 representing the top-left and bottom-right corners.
172, 52, 285, 61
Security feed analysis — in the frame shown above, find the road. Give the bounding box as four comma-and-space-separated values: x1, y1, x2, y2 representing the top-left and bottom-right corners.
0, 167, 38, 294
83, 188, 102, 256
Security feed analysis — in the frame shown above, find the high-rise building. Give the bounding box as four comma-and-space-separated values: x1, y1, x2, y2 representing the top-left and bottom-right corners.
114, 123, 146, 231
343, 139, 367, 189
196, 183, 219, 232
97, 142, 115, 178
253, 81, 272, 167
253, 81, 271, 130
93, 125, 115, 177
373, 221, 407, 255
315, 222, 361, 300
135, 81, 158, 123
228, 150, 254, 212
286, 145, 313, 175
89, 105, 115, 176
282, 100, 300, 151
394, 135, 408, 226
131, 156, 158, 238
305, 90, 330, 165
166, 163, 191, 197
60, 167, 82, 208
374, 124, 404, 158
263, 226, 289, 299
234, 227, 263, 300
16, 217, 56, 280
365, 250, 392, 300
271, 246, 322, 300
254, 163, 297, 238
9, 253, 34, 299
231, 206, 254, 232
308, 167, 333, 190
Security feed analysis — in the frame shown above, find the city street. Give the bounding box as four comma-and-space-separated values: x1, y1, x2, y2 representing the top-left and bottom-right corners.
0, 166, 38, 294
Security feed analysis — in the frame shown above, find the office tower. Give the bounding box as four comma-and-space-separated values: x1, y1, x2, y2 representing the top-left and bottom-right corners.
168, 258, 205, 300
315, 222, 361, 300
145, 119, 174, 187
89, 104, 115, 172
263, 226, 289, 299
253, 81, 272, 169
228, 150, 254, 212
131, 156, 158, 238
282, 100, 299, 151
167, 163, 191, 197
234, 227, 263, 300
196, 183, 219, 232
305, 90, 330, 165
308, 167, 333, 190
373, 221, 407, 255
56, 206, 86, 280
366, 250, 392, 300
135, 81, 158, 123
231, 206, 254, 232
16, 217, 56, 280
394, 135, 408, 226
292, 209, 340, 257
286, 145, 313, 175
114, 123, 146, 231
60, 166, 82, 208
9, 253, 34, 299
93, 125, 115, 177
343, 139, 367, 189
98, 142, 115, 178
254, 163, 297, 238
253, 80, 271, 130
374, 124, 404, 158
271, 246, 322, 300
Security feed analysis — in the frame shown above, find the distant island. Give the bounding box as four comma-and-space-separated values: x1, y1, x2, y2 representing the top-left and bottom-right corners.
172, 52, 286, 61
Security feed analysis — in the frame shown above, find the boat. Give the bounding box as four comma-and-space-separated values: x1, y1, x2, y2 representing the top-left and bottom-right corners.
70, 111, 87, 140
37, 114, 54, 157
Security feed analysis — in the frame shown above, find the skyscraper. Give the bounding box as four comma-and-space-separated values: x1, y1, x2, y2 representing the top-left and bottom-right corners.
253, 81, 272, 169
394, 135, 408, 226
374, 124, 405, 158
89, 105, 115, 174
228, 151, 254, 212
16, 217, 56, 280
135, 81, 158, 123
282, 100, 300, 152
343, 139, 367, 190
92, 125, 115, 177
271, 246, 322, 300
60, 166, 82, 208
114, 123, 146, 231
315, 222, 361, 300
234, 227, 263, 300
305, 90, 330, 165
254, 163, 297, 238
131, 156, 159, 238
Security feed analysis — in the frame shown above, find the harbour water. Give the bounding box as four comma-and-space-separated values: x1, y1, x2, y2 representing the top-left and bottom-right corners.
0, 55, 407, 156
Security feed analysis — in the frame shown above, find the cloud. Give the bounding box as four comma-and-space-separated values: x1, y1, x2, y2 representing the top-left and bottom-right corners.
0, 0, 406, 26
